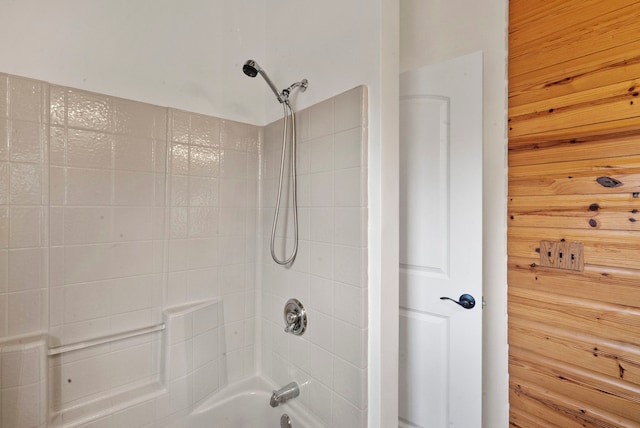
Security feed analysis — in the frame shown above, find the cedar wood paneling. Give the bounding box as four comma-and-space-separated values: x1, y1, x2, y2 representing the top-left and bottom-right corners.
508, 0, 640, 425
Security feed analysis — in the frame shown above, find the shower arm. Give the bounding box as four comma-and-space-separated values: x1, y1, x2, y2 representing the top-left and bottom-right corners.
281, 79, 309, 102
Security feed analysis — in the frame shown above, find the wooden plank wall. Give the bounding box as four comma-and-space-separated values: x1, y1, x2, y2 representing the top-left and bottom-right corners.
508, 0, 640, 426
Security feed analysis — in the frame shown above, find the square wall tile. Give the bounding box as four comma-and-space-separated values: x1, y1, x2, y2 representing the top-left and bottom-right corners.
113, 206, 154, 241
114, 135, 154, 172
8, 289, 43, 336
333, 358, 366, 409
9, 76, 44, 123
49, 126, 66, 167
219, 179, 246, 208
109, 344, 153, 388
334, 282, 366, 328
188, 238, 219, 269
66, 129, 113, 169
48, 166, 65, 205
305, 309, 333, 352
221, 293, 245, 323
1, 383, 42, 428
309, 344, 333, 388
10, 163, 42, 205
113, 98, 166, 139
334, 86, 365, 132
309, 243, 333, 280
114, 171, 156, 206
334, 246, 366, 287
334, 167, 365, 207
310, 135, 333, 173
334, 207, 366, 247
188, 176, 218, 207
220, 119, 249, 151
334, 127, 365, 169
191, 114, 220, 147
63, 281, 111, 323
296, 106, 311, 143
193, 328, 219, 370
332, 393, 366, 428
193, 360, 220, 403
65, 167, 112, 206
308, 380, 332, 426
310, 171, 333, 207
63, 206, 111, 245
8, 248, 44, 291
50, 85, 66, 126
219, 207, 244, 237
63, 244, 112, 284
110, 275, 160, 314
309, 275, 333, 316
193, 303, 220, 335
190, 145, 219, 177
309, 98, 334, 140
67, 89, 113, 131
333, 319, 366, 368
171, 143, 189, 175
169, 110, 190, 144
220, 150, 247, 179
10, 120, 43, 163
223, 320, 245, 353
309, 207, 334, 244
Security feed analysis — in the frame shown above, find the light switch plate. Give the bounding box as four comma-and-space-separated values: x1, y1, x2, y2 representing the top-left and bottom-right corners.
539, 241, 584, 272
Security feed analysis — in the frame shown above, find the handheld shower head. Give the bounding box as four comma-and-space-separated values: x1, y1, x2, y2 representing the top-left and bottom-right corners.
242, 59, 285, 103
240, 59, 308, 265
242, 60, 260, 78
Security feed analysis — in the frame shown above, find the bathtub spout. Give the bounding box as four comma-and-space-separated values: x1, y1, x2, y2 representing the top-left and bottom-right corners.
270, 382, 299, 407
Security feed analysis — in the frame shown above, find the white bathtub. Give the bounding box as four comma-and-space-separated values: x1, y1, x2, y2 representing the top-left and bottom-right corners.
185, 376, 325, 428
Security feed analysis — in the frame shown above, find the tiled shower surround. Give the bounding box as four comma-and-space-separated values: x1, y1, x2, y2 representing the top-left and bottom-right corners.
260, 88, 368, 427
0, 73, 367, 428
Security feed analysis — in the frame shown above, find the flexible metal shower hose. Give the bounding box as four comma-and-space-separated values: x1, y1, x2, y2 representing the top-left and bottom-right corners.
270, 100, 298, 265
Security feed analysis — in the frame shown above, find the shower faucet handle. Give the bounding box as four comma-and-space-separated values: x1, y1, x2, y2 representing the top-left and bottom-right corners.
284, 312, 299, 333
283, 298, 307, 335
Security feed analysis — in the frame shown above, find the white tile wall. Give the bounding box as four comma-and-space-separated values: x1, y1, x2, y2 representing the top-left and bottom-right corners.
1, 72, 366, 428
0, 74, 48, 345
163, 300, 226, 408
260, 86, 368, 428
0, 334, 48, 428
166, 110, 259, 389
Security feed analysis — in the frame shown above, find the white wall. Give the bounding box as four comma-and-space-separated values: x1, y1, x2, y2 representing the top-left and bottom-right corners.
0, 0, 390, 128
400, 0, 509, 426
0, 0, 267, 124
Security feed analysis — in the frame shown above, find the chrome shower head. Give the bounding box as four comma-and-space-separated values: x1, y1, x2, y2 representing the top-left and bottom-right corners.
242, 59, 285, 103
242, 60, 260, 78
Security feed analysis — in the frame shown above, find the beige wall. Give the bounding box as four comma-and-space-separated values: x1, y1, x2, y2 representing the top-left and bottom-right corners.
400, 1, 510, 426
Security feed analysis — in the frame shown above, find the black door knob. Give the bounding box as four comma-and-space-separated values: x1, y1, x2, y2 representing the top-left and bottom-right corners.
440, 294, 476, 309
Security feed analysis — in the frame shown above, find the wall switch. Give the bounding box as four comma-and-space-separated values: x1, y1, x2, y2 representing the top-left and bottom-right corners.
539, 241, 584, 272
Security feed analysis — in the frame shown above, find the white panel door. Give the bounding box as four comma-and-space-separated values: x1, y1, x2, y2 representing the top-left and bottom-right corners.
399, 52, 483, 428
